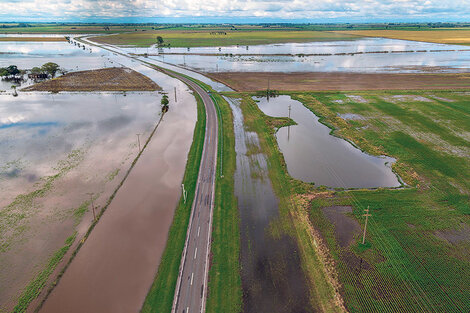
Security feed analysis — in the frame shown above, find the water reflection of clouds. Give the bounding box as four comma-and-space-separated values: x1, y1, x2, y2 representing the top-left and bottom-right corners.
146, 38, 470, 73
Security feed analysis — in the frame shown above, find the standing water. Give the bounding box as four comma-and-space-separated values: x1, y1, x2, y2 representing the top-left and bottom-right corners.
226, 97, 311, 313
255, 95, 401, 189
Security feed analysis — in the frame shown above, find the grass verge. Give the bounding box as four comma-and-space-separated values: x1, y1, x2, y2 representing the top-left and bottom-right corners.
205, 93, 242, 313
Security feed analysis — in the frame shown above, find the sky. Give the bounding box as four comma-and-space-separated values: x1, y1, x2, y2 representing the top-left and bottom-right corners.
1, 0, 470, 23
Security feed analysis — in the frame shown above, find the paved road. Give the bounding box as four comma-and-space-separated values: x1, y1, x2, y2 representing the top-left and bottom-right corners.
163, 72, 218, 313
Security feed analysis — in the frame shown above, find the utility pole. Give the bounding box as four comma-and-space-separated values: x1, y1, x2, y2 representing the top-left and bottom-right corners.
288, 104, 291, 119
136, 133, 141, 152
362, 206, 371, 244
182, 184, 187, 203
87, 193, 96, 221
174, 87, 177, 102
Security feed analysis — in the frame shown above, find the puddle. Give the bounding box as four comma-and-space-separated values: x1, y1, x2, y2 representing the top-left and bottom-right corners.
322, 206, 361, 248
338, 113, 366, 120
226, 96, 311, 313
255, 95, 401, 189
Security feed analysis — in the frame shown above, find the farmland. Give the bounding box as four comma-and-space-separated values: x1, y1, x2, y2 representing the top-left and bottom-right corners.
333, 29, 470, 45
89, 30, 360, 47
233, 89, 470, 312
208, 72, 470, 92
24, 67, 160, 92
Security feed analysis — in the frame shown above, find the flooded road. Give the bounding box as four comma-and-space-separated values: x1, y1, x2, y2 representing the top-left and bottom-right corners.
255, 95, 400, 188
39, 77, 197, 313
226, 96, 311, 313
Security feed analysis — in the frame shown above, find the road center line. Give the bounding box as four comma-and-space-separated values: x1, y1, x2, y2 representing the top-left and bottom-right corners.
194, 247, 197, 259
191, 272, 194, 286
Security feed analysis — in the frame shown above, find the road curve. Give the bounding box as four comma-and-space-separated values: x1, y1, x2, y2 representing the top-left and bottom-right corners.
163, 70, 218, 313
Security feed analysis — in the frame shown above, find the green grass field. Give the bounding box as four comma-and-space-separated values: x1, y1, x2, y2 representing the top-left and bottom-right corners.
89, 30, 360, 47
288, 90, 470, 312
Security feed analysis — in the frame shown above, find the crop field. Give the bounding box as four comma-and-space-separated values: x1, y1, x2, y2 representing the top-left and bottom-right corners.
333, 29, 470, 45
219, 89, 470, 312
208, 72, 470, 92
24, 68, 160, 92
89, 30, 360, 47
289, 90, 470, 312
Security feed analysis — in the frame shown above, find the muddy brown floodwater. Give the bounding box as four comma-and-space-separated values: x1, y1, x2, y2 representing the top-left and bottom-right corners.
226, 96, 311, 313
39, 77, 196, 313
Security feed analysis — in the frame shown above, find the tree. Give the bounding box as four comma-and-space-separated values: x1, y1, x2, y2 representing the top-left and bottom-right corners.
7, 65, 20, 76
156, 36, 164, 45
41, 62, 60, 78
161, 95, 169, 106
31, 67, 42, 75
0, 67, 8, 77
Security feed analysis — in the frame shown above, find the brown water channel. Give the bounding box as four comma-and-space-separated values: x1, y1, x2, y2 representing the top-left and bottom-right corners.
255, 95, 401, 189
38, 77, 196, 312
226, 97, 311, 313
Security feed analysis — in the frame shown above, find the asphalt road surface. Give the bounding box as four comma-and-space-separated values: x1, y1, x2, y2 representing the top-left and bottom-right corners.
164, 71, 218, 313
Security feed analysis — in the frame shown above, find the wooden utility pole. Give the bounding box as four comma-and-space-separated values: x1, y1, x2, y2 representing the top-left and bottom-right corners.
87, 193, 96, 221
288, 104, 291, 119
174, 87, 177, 102
182, 184, 187, 203
362, 206, 371, 244
136, 133, 141, 152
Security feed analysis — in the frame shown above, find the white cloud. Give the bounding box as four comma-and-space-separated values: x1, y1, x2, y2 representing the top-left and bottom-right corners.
0, 0, 469, 21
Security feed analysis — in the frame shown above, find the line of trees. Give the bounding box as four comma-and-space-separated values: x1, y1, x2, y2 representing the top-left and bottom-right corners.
0, 62, 62, 79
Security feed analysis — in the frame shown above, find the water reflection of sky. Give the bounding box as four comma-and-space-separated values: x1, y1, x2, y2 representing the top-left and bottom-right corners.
255, 95, 401, 188
0, 41, 113, 71
0, 92, 160, 183
132, 38, 470, 73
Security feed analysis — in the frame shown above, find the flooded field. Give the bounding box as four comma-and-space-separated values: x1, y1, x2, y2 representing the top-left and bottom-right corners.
0, 92, 161, 311
134, 38, 470, 74
255, 95, 401, 188
0, 40, 115, 91
0, 37, 199, 312
39, 77, 196, 313
226, 96, 311, 313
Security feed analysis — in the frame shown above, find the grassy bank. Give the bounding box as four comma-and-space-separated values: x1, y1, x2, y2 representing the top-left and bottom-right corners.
237, 94, 344, 312
90, 30, 359, 47
205, 93, 242, 313
12, 233, 76, 313
287, 90, 470, 312
141, 92, 206, 313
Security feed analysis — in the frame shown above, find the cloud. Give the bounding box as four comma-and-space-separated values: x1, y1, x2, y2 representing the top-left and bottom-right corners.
0, 0, 469, 21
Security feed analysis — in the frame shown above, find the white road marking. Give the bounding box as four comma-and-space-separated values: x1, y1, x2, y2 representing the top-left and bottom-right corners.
194, 247, 197, 259
197, 226, 200, 237
191, 272, 194, 285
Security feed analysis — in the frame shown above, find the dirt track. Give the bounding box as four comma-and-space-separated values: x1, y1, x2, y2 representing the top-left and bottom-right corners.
207, 72, 470, 91
23, 67, 160, 92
